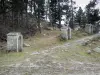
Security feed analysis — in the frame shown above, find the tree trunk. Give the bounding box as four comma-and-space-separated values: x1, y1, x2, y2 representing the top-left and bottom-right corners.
37, 19, 41, 33
37, 7, 42, 33
71, 0, 74, 29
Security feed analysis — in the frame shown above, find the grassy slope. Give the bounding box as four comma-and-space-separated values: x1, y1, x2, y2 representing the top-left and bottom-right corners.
0, 29, 61, 66
0, 29, 99, 66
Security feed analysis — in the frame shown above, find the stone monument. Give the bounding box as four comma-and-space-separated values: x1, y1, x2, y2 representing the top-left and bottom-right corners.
95, 20, 100, 33
61, 27, 68, 40
7, 32, 23, 52
85, 24, 94, 34
60, 26, 72, 40
68, 27, 71, 39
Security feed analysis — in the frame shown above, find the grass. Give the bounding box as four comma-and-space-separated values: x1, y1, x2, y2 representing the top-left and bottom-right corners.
52, 44, 100, 63
72, 30, 88, 39
52, 45, 90, 62
0, 29, 62, 66
0, 52, 27, 66
24, 29, 62, 52
0, 29, 95, 66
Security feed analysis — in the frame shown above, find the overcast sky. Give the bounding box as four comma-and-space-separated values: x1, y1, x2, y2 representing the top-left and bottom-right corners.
75, 0, 100, 10
75, 0, 90, 10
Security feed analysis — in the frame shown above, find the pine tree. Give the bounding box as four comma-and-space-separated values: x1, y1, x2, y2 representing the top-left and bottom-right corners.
86, 0, 100, 24
62, 0, 71, 24
75, 7, 83, 26
50, 0, 58, 28
35, 0, 45, 33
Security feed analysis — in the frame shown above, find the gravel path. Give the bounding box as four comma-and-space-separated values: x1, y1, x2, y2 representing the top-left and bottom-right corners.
0, 34, 100, 75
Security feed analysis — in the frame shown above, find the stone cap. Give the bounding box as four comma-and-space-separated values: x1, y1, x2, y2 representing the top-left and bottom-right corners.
7, 32, 22, 36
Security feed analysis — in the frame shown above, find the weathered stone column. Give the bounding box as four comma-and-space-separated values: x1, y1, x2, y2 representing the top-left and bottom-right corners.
61, 27, 68, 40
85, 24, 93, 34
68, 27, 72, 40
7, 32, 23, 52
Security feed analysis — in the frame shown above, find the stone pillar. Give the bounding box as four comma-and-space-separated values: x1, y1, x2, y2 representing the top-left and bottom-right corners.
7, 32, 23, 52
85, 24, 93, 34
61, 27, 68, 40
68, 27, 71, 39
60, 27, 72, 40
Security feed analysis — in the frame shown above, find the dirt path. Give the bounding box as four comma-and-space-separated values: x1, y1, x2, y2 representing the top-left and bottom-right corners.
0, 34, 100, 75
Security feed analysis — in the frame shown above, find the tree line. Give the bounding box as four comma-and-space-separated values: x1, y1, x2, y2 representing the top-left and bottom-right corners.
0, 0, 100, 40
75, 0, 100, 28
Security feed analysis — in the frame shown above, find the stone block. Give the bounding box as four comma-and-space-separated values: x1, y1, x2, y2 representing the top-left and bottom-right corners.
61, 27, 68, 40
7, 32, 23, 52
68, 27, 71, 39
60, 27, 72, 40
85, 24, 94, 34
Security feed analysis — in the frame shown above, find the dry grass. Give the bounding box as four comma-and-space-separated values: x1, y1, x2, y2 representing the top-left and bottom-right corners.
0, 29, 91, 66
0, 29, 62, 66
72, 30, 88, 39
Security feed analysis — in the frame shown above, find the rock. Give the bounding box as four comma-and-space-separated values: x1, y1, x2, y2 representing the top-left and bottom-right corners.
43, 34, 46, 36
25, 58, 30, 62
30, 52, 40, 55
82, 42, 88, 46
93, 47, 100, 53
23, 43, 30, 47
88, 44, 92, 47
87, 50, 92, 54
92, 42, 96, 44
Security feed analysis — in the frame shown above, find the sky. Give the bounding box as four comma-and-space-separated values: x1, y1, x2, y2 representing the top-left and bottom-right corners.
75, 0, 91, 10
75, 0, 100, 10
